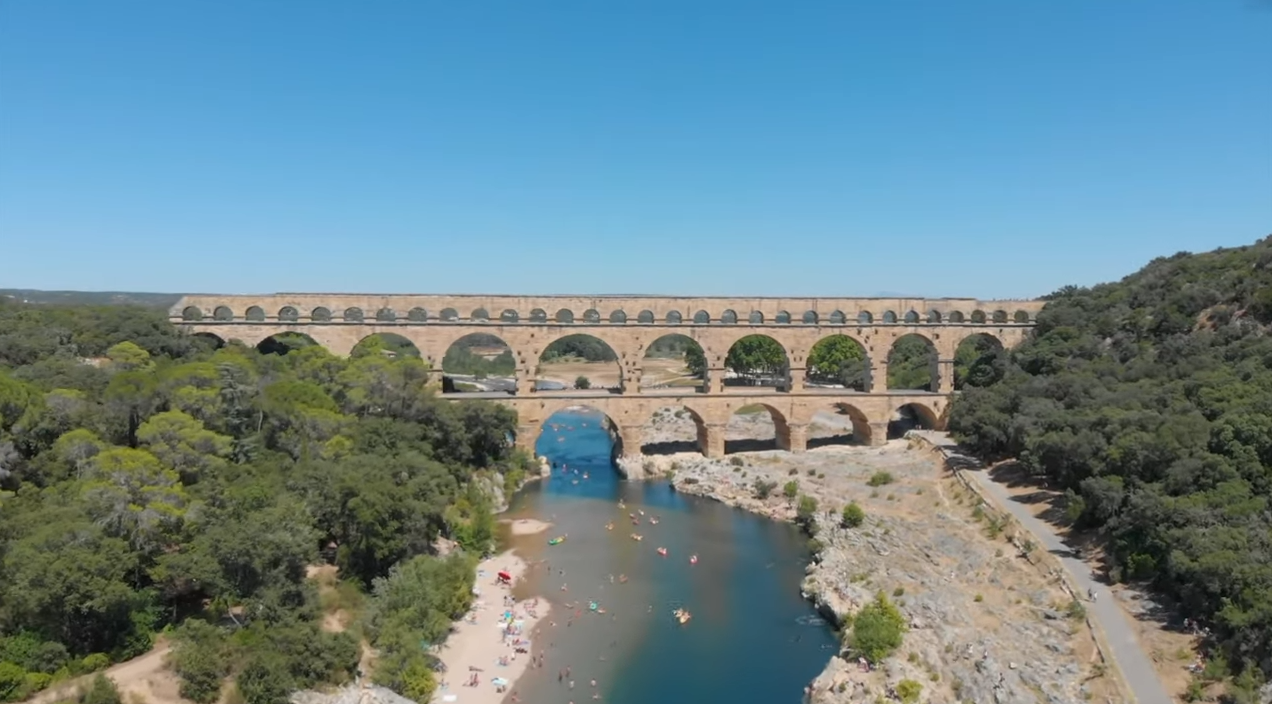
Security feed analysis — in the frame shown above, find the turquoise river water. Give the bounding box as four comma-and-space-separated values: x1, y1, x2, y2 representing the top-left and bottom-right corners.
501, 409, 836, 704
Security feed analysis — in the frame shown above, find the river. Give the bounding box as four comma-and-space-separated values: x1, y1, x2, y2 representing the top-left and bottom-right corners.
501, 408, 837, 704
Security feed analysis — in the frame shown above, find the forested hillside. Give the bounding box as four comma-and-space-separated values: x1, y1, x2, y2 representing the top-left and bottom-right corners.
950, 235, 1272, 694
0, 301, 530, 703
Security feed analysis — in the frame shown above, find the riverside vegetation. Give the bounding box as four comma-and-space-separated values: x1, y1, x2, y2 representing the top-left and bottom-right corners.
950, 236, 1272, 701
0, 301, 534, 704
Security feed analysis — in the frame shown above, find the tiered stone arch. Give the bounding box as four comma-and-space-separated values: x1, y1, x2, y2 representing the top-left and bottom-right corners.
532, 328, 636, 392
640, 404, 710, 455
793, 401, 873, 448
524, 401, 636, 460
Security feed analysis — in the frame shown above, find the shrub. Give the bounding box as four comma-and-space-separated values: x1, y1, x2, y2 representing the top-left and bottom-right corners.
574, 375, 591, 389
797, 495, 818, 525
80, 654, 110, 674
80, 674, 122, 704
753, 480, 778, 499
842, 502, 865, 528
783, 480, 799, 499
896, 678, 922, 703
867, 471, 894, 487
846, 592, 908, 663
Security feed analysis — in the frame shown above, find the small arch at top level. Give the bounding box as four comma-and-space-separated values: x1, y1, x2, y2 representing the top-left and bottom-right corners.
721, 309, 738, 324
609, 309, 627, 324
802, 310, 818, 324
213, 305, 234, 321
182, 306, 204, 321
637, 310, 655, 324
1013, 310, 1031, 323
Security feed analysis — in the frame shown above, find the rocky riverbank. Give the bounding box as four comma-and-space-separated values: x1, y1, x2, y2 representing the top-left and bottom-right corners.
648, 440, 1125, 704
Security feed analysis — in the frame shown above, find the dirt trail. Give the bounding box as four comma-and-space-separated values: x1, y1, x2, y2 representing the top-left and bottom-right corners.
23, 642, 190, 704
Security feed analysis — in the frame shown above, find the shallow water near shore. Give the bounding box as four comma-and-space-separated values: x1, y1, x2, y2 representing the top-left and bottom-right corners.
503, 410, 836, 704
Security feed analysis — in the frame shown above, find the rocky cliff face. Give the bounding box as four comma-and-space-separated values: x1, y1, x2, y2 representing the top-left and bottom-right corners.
656, 444, 1122, 704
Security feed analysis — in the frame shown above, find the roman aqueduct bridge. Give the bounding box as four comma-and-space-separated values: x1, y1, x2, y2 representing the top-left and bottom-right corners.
171, 294, 1041, 458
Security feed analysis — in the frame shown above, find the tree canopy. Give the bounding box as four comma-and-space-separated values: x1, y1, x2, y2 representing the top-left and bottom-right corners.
0, 298, 531, 704
948, 235, 1272, 692
725, 335, 787, 383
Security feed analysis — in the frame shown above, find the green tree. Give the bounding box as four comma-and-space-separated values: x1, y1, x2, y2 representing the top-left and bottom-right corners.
137, 410, 231, 484
236, 653, 294, 704
807, 336, 868, 389
105, 341, 154, 373
79, 674, 123, 704
725, 335, 787, 384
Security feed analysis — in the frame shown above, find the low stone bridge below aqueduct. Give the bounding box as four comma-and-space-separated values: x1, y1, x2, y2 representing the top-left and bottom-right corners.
171, 294, 1042, 458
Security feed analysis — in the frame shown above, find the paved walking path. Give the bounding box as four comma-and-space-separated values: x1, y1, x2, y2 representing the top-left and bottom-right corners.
916, 432, 1176, 704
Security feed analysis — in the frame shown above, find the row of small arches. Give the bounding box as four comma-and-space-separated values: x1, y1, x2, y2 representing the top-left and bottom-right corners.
182, 305, 1033, 325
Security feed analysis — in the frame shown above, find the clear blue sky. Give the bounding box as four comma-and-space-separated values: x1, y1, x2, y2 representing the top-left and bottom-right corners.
1, 1, 1269, 299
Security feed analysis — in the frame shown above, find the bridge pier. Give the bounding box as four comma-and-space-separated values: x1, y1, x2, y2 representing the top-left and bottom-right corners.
706, 367, 725, 394
868, 359, 888, 393
704, 424, 726, 458
937, 358, 956, 394
868, 421, 890, 447
785, 423, 809, 453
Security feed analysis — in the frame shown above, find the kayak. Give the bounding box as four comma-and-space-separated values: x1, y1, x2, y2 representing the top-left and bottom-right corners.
548, 536, 566, 546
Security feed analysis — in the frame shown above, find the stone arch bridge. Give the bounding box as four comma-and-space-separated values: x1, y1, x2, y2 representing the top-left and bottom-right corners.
172, 293, 1040, 458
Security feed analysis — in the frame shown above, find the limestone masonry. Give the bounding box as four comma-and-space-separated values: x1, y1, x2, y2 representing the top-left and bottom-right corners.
172, 294, 1040, 458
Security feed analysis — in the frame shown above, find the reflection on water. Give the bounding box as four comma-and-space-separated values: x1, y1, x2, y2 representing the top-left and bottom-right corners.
504, 410, 835, 704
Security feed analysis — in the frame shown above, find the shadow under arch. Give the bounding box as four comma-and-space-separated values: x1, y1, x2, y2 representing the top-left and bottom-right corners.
953, 332, 1006, 390
805, 333, 870, 391
723, 333, 790, 390
352, 332, 422, 359
641, 333, 705, 392
805, 402, 872, 449
256, 331, 320, 355
724, 402, 790, 454
886, 333, 938, 391
536, 332, 623, 392
441, 332, 516, 394
533, 403, 625, 466
640, 404, 709, 455
191, 331, 226, 351
888, 402, 940, 439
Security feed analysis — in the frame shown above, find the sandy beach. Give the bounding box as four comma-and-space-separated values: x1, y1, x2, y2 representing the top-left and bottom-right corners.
432, 550, 549, 704
504, 518, 552, 536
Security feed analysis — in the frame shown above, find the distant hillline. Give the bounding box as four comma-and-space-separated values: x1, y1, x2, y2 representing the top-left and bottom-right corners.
2, 289, 1005, 309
